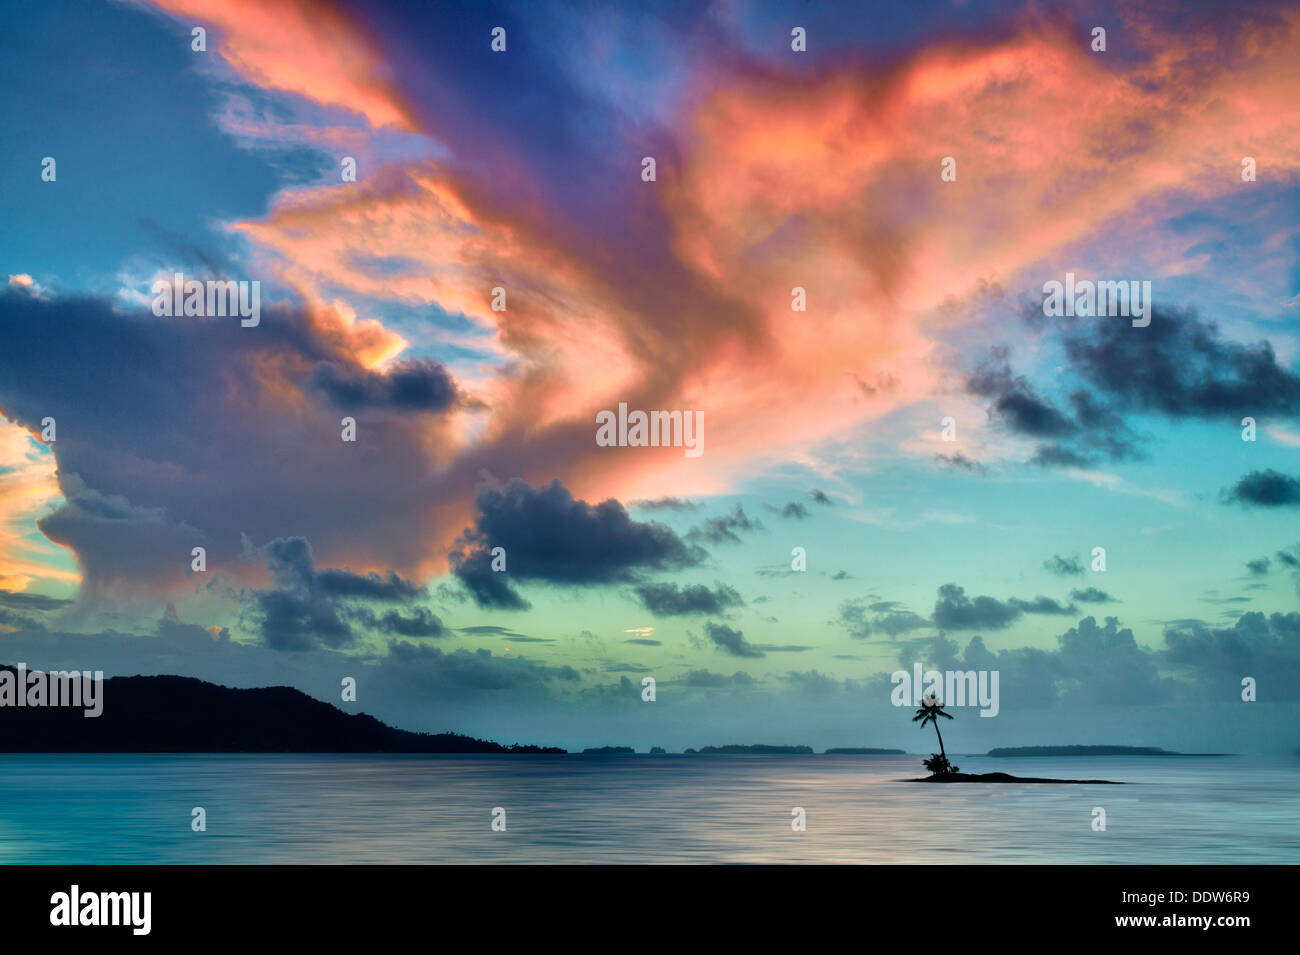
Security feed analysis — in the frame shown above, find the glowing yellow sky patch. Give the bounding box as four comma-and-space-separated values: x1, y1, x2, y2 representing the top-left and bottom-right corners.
0, 418, 79, 591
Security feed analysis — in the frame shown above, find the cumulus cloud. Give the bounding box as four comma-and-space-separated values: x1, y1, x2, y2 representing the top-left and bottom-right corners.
311, 358, 461, 412
704, 620, 763, 658
249, 536, 431, 651
1222, 470, 1300, 508
1063, 307, 1300, 421
633, 581, 744, 616
450, 479, 706, 609
837, 597, 932, 640
686, 505, 764, 545
931, 583, 1075, 630
1044, 554, 1084, 577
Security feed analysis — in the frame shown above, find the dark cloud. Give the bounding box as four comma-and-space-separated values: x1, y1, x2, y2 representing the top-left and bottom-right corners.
262, 536, 424, 600
311, 358, 460, 412
768, 501, 811, 519
1030, 444, 1094, 469
888, 615, 1178, 707
450, 479, 706, 608
837, 597, 930, 639
1053, 616, 1176, 705
975, 307, 1300, 470
315, 569, 424, 601
808, 489, 833, 506
966, 346, 1144, 469
381, 640, 581, 699
1008, 596, 1078, 616
704, 620, 764, 658
1245, 558, 1271, 576
1222, 470, 1300, 508
1062, 307, 1300, 421
630, 497, 697, 512
0, 590, 72, 612
634, 582, 744, 616
254, 587, 353, 652
931, 583, 1022, 630
448, 547, 531, 610
836, 598, 873, 640
928, 584, 1079, 630
1044, 554, 1084, 577
250, 536, 428, 650
1070, 587, 1117, 603
374, 607, 446, 637
1163, 612, 1300, 700
36, 479, 203, 594
0, 290, 464, 593
872, 610, 932, 637
0, 608, 48, 631
686, 504, 764, 545
935, 452, 988, 474
967, 350, 1075, 438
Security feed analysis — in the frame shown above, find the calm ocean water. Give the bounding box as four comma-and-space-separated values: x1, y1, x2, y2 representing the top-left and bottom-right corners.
0, 753, 1295, 864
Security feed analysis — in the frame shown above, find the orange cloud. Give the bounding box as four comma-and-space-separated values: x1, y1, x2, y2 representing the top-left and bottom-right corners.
141, 5, 1300, 575
147, 0, 417, 130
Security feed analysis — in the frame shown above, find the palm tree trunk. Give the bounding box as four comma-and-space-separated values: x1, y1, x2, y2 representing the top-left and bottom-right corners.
933, 723, 946, 761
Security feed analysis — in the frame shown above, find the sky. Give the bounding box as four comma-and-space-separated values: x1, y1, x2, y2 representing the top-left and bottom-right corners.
0, 0, 1297, 753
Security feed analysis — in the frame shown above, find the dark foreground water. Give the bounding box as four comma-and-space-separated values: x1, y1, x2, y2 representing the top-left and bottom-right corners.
0, 753, 1295, 863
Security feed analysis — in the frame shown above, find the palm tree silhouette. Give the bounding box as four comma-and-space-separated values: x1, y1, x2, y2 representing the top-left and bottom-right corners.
913, 692, 957, 774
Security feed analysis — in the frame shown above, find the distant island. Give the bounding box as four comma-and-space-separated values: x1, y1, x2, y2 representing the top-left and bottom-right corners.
0, 668, 566, 754
824, 747, 905, 755
582, 746, 635, 754
986, 745, 1231, 757
685, 744, 814, 754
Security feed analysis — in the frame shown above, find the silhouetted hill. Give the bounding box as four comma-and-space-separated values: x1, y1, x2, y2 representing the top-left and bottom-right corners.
0, 668, 566, 753
824, 747, 905, 754
988, 745, 1179, 757
582, 746, 634, 754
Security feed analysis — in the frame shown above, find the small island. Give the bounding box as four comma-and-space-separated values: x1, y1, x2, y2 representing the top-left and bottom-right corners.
688, 744, 815, 754
909, 771, 1122, 784
581, 746, 635, 754
823, 747, 905, 754
904, 695, 1121, 784
989, 745, 1177, 757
